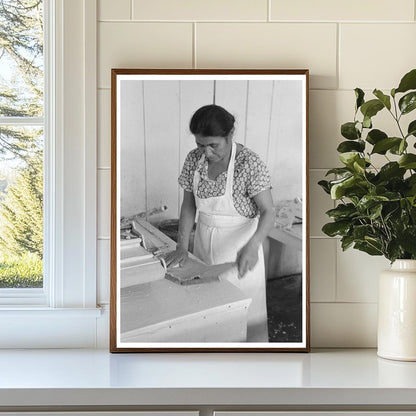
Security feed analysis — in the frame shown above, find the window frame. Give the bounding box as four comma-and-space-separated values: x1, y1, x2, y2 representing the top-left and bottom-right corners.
0, 0, 100, 348
0, 1, 49, 305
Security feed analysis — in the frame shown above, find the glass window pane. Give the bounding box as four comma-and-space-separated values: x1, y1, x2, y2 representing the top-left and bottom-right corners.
0, 0, 44, 117
0, 126, 43, 288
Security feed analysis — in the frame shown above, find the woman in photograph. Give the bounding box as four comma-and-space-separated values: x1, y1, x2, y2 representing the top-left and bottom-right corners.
165, 104, 275, 342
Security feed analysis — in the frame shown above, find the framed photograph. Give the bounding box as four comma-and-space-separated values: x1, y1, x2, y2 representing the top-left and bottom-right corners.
110, 69, 310, 352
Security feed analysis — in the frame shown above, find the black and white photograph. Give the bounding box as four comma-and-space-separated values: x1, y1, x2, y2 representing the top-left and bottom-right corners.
110, 69, 309, 352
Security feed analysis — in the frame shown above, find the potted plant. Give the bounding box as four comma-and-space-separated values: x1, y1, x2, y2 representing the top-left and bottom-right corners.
319, 68, 416, 361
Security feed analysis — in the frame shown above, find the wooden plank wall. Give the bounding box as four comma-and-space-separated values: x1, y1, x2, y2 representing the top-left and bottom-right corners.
120, 80, 303, 223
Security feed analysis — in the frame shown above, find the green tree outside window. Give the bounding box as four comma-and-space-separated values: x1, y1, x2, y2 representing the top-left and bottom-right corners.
0, 0, 44, 288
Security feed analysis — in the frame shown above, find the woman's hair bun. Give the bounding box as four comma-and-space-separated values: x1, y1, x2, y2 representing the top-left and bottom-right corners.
190, 104, 235, 137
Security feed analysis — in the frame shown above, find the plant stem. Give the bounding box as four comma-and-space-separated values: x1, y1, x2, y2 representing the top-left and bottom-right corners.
390, 97, 406, 139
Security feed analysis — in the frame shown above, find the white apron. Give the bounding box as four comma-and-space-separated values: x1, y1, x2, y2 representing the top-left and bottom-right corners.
192, 142, 269, 342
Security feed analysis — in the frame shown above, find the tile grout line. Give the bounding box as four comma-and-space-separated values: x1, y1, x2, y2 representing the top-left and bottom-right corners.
95, 85, 403, 95
193, 22, 197, 68
336, 22, 340, 90
311, 301, 378, 305
334, 229, 339, 302
268, 0, 271, 22
97, 19, 416, 24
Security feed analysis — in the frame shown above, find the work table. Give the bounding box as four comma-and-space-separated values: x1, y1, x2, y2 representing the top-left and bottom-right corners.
1, 348, 416, 413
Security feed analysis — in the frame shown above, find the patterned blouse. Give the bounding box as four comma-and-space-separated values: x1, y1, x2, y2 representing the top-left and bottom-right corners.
178, 144, 272, 218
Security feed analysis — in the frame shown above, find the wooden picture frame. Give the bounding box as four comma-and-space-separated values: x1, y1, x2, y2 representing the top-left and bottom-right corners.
110, 69, 310, 352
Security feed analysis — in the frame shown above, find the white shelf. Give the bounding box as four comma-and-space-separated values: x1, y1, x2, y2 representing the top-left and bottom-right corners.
0, 349, 416, 409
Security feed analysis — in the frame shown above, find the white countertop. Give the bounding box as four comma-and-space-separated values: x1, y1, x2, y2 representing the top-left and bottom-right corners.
0, 348, 416, 408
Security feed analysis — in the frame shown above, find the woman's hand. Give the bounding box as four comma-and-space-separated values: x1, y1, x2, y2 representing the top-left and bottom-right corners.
164, 246, 189, 268
237, 241, 260, 278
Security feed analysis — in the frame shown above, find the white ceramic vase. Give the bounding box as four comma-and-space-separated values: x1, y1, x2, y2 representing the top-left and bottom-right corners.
378, 259, 416, 361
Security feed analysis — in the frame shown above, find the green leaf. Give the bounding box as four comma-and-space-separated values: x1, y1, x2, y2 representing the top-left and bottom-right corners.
337, 140, 365, 153
318, 180, 331, 194
339, 152, 360, 167
405, 175, 416, 196
373, 89, 391, 110
363, 116, 372, 128
330, 176, 358, 199
369, 203, 383, 219
407, 120, 416, 137
371, 137, 402, 154
399, 91, 416, 115
325, 167, 352, 176
357, 195, 389, 211
378, 162, 406, 181
390, 139, 408, 155
366, 129, 387, 145
386, 240, 403, 263
399, 154, 416, 169
365, 236, 383, 251
360, 99, 384, 119
353, 158, 366, 174
341, 122, 361, 140
395, 69, 416, 94
341, 235, 355, 251
355, 88, 365, 110
354, 241, 383, 256
326, 203, 357, 220
398, 227, 416, 255
352, 225, 373, 240
391, 88, 396, 97
322, 221, 351, 237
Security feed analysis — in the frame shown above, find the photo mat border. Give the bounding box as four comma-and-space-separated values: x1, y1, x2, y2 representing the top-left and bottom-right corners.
110, 69, 310, 353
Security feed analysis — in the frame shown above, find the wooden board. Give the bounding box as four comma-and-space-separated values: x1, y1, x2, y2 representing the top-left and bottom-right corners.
120, 279, 251, 342
165, 260, 235, 286
121, 260, 166, 288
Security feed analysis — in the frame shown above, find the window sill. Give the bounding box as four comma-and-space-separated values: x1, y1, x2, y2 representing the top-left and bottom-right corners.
0, 349, 415, 410
0, 306, 102, 316
0, 307, 104, 348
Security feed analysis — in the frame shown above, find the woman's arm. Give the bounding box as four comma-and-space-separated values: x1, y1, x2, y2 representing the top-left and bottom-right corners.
164, 190, 196, 267
237, 189, 275, 277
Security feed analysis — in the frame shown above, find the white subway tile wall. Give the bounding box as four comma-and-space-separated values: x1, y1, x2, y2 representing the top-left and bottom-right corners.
97, 0, 416, 347
311, 303, 378, 347
132, 0, 268, 21
97, 240, 110, 305
340, 24, 416, 90
99, 0, 131, 21
336, 246, 390, 303
97, 169, 111, 239
270, 0, 414, 22
310, 239, 336, 302
98, 22, 193, 88
98, 90, 111, 168
196, 23, 338, 89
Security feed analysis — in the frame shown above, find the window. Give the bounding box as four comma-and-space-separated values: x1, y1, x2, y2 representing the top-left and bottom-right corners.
0, 0, 45, 293
0, 0, 100, 347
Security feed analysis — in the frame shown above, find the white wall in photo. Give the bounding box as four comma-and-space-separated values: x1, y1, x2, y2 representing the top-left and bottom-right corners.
119, 79, 303, 223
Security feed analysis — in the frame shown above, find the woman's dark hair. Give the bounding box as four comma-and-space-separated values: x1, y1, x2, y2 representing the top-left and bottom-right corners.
189, 104, 235, 137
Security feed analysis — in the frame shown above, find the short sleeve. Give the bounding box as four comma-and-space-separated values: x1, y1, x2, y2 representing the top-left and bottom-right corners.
245, 152, 272, 198
178, 149, 200, 192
